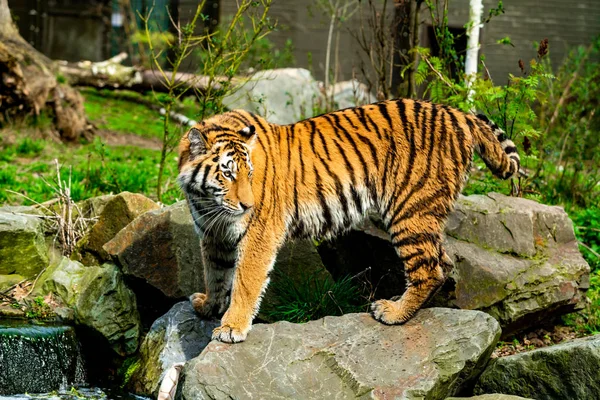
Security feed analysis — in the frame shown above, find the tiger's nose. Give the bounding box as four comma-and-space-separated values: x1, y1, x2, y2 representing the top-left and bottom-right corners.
240, 202, 254, 211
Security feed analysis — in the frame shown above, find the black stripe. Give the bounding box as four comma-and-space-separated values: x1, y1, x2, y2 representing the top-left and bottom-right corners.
377, 102, 393, 130
328, 113, 371, 199
309, 119, 318, 157
404, 256, 438, 273
393, 232, 440, 248
287, 125, 293, 173
256, 135, 269, 206
200, 164, 212, 191
362, 108, 383, 140
504, 145, 517, 154
187, 162, 204, 193
299, 141, 306, 184
314, 145, 350, 227
314, 165, 333, 234
394, 186, 450, 225
331, 139, 362, 212
230, 110, 252, 126
207, 255, 236, 269
397, 249, 425, 263
386, 105, 438, 224
343, 114, 378, 167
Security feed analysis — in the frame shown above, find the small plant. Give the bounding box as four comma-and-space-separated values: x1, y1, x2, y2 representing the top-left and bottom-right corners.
24, 295, 54, 319
262, 270, 366, 323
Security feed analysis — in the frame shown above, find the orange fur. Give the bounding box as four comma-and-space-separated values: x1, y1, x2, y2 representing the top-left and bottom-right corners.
177, 99, 520, 343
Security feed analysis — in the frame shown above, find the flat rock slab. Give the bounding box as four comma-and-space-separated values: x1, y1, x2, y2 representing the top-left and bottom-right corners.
181, 308, 501, 400
447, 395, 533, 400
474, 334, 600, 400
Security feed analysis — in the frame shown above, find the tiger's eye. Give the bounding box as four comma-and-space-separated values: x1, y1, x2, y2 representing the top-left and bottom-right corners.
224, 171, 232, 179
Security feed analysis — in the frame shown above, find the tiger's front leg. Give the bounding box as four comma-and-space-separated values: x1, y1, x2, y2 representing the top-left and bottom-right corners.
211, 224, 284, 343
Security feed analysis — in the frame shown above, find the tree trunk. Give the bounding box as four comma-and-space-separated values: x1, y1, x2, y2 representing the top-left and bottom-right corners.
0, 0, 92, 141
465, 0, 483, 103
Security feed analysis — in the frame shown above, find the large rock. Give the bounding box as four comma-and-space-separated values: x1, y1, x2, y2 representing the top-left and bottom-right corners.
77, 192, 159, 264
448, 395, 533, 400
327, 80, 375, 110
0, 210, 48, 278
104, 201, 203, 299
223, 68, 324, 124
181, 308, 500, 399
319, 193, 590, 335
474, 334, 600, 399
127, 301, 219, 397
34, 257, 141, 356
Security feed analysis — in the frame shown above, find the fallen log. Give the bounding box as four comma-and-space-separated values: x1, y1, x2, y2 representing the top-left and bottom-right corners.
58, 52, 236, 94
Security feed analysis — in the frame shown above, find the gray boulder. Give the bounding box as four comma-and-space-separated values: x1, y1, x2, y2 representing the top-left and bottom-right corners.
474, 334, 600, 399
0, 210, 48, 278
320, 193, 590, 335
327, 80, 375, 109
181, 308, 500, 399
104, 201, 203, 299
223, 68, 324, 124
77, 191, 159, 264
127, 301, 219, 397
34, 257, 141, 356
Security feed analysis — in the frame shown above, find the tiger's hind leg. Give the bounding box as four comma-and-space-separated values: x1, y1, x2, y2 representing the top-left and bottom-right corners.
370, 214, 447, 325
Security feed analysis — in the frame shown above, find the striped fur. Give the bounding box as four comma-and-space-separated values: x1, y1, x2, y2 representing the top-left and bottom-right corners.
177, 99, 520, 343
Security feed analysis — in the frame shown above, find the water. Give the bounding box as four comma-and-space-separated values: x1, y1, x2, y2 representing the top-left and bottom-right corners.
0, 321, 150, 400
0, 387, 148, 399
0, 320, 86, 395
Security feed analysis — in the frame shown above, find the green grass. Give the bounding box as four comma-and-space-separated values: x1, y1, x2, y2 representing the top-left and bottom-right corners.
0, 87, 200, 205
0, 135, 182, 206
80, 88, 195, 140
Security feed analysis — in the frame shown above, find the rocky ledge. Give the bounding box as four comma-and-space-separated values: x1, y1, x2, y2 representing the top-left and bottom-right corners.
178, 307, 500, 400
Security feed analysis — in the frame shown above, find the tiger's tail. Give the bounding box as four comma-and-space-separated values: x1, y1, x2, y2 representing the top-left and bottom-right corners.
471, 114, 521, 180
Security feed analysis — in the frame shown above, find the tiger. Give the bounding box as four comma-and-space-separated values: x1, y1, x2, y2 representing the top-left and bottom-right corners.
177, 98, 520, 343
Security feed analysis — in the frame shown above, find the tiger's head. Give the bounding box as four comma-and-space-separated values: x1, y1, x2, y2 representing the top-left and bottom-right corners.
177, 114, 257, 226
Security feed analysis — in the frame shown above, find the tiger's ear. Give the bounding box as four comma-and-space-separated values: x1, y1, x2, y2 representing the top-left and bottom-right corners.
188, 127, 208, 159
238, 125, 257, 147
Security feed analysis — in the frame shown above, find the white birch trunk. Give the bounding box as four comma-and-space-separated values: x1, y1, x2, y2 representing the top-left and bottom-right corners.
465, 0, 483, 103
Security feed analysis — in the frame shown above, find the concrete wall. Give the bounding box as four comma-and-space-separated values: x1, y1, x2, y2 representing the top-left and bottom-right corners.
443, 0, 600, 82
9, 0, 110, 62
221, 0, 395, 83
221, 0, 600, 86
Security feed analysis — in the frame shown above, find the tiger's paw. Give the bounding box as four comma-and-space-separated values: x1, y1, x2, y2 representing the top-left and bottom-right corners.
370, 299, 414, 325
190, 292, 212, 317
212, 324, 248, 343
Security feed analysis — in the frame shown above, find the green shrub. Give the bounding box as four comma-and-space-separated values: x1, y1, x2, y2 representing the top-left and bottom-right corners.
262, 270, 366, 323
563, 270, 600, 335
